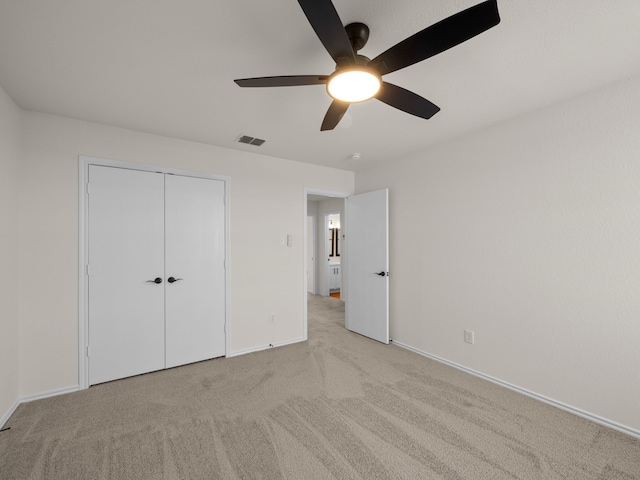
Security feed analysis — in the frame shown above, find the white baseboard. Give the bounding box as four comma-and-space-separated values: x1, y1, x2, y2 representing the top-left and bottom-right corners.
0, 399, 20, 430
1, 385, 80, 430
391, 340, 640, 440
227, 337, 306, 358
20, 385, 80, 404
9, 341, 637, 440
1, 341, 309, 426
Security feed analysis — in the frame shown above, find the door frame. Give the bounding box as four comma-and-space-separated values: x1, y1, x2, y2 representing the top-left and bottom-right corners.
303, 188, 350, 341
78, 156, 231, 389
306, 213, 317, 294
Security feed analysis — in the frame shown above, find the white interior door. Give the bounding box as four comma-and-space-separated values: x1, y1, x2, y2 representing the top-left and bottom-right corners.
345, 189, 389, 344
87, 165, 226, 385
165, 175, 226, 368
88, 166, 166, 385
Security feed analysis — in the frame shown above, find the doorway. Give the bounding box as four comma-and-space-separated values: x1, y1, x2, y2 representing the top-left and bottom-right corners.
304, 190, 348, 340
304, 188, 390, 345
307, 196, 345, 298
326, 212, 341, 299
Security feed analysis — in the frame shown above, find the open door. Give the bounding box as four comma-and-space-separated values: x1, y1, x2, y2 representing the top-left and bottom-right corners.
345, 189, 389, 344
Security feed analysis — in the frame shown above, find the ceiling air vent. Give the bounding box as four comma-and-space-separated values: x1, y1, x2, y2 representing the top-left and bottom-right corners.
237, 135, 266, 146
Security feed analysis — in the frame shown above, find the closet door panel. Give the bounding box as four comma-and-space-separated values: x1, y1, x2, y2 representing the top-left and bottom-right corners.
165, 175, 226, 368
88, 166, 166, 385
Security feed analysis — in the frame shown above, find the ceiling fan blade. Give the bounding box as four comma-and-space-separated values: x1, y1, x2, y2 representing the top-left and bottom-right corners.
375, 82, 440, 119
297, 0, 355, 66
234, 75, 328, 88
321, 100, 349, 131
369, 0, 500, 76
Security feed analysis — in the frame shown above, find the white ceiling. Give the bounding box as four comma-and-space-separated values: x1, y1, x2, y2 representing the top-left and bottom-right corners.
1, 1, 639, 172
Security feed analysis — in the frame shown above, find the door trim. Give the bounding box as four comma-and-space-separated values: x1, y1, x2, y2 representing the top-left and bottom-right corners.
306, 213, 317, 295
303, 188, 350, 341
78, 156, 231, 389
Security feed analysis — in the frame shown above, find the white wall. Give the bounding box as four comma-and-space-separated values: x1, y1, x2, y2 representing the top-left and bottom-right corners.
19, 112, 354, 397
307, 200, 319, 216
0, 85, 21, 423
356, 75, 640, 433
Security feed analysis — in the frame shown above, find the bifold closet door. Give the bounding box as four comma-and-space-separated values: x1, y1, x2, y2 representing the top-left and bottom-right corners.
88, 166, 166, 385
165, 174, 226, 368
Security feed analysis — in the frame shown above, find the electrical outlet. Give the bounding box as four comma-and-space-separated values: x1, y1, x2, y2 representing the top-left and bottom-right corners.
464, 329, 475, 344
269, 313, 276, 324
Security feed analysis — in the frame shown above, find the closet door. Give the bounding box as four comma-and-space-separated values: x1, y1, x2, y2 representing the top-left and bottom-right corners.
165, 175, 226, 367
88, 166, 165, 385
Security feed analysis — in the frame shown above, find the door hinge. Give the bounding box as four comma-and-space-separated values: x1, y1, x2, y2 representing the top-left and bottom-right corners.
86, 345, 90, 357
86, 183, 90, 194
86, 264, 90, 276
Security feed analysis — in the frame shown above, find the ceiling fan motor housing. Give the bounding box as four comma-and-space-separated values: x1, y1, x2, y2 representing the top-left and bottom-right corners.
345, 22, 370, 52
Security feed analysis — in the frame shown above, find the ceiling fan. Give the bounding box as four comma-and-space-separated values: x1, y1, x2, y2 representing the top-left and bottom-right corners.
234, 0, 500, 131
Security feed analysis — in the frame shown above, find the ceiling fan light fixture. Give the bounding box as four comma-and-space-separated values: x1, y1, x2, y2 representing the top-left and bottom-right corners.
326, 68, 381, 103
234, 0, 500, 130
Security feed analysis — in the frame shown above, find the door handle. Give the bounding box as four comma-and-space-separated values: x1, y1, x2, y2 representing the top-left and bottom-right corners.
167, 277, 183, 284
375, 271, 387, 277
146, 277, 163, 284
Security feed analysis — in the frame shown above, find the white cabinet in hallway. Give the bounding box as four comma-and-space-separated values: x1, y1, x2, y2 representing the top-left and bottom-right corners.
87, 165, 226, 385
329, 264, 341, 291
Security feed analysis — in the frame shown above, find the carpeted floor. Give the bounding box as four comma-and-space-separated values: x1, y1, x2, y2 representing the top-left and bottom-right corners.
1, 294, 639, 479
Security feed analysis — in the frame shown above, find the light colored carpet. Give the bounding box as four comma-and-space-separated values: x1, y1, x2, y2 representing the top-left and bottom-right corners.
1, 294, 639, 479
